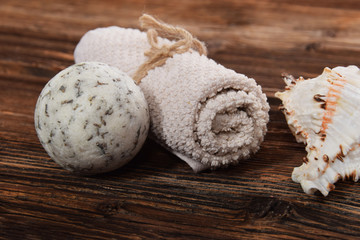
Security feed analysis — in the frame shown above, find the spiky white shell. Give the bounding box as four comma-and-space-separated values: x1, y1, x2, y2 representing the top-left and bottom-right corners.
276, 66, 360, 196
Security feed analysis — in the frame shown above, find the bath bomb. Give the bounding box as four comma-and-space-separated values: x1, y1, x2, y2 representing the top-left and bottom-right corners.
34, 62, 150, 174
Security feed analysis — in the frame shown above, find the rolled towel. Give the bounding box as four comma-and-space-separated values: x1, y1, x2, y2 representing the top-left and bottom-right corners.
74, 16, 269, 172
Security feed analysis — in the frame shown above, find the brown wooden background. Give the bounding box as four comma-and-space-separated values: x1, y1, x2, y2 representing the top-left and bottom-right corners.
1, 0, 360, 239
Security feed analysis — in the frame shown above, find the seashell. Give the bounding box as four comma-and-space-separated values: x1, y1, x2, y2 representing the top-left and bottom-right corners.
275, 65, 360, 196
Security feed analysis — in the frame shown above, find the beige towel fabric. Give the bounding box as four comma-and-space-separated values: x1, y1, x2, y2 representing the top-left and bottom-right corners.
74, 26, 269, 172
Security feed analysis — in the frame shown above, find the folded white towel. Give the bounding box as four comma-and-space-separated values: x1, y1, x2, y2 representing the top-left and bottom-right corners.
74, 26, 269, 172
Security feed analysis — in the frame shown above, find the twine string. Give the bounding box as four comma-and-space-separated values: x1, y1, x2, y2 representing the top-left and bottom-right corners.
133, 14, 207, 84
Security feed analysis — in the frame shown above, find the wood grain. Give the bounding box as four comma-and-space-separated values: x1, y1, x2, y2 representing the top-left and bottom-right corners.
1, 0, 360, 239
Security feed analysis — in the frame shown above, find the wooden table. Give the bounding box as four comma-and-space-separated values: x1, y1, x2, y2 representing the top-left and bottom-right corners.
1, 0, 360, 239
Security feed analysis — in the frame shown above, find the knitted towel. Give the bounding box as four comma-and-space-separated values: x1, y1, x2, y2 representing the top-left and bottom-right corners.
74, 26, 269, 172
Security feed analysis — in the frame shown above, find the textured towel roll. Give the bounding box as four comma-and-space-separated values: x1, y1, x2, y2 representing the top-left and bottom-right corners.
74, 26, 269, 172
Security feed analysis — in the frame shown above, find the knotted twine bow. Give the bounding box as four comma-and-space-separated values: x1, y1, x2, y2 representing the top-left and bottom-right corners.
133, 14, 208, 84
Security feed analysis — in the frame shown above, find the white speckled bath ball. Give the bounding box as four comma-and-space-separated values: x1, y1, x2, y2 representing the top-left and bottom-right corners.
34, 62, 150, 174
